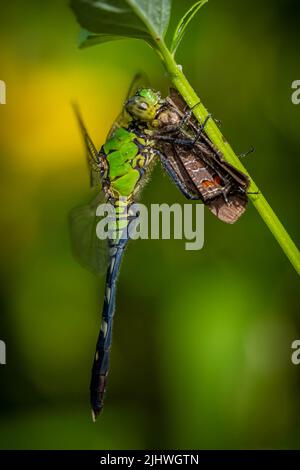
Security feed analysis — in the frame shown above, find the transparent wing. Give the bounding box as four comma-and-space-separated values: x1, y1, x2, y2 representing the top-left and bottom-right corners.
69, 190, 109, 275
107, 72, 150, 138
73, 103, 103, 187
126, 72, 150, 100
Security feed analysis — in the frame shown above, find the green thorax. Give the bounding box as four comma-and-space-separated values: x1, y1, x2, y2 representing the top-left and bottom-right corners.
102, 126, 149, 199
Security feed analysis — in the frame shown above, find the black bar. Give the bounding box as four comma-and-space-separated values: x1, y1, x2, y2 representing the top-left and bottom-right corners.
0, 450, 299, 465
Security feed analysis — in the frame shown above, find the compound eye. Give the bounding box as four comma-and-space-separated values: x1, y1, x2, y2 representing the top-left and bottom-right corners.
138, 102, 148, 111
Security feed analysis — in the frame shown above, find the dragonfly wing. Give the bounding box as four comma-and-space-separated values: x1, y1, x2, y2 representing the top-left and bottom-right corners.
126, 72, 150, 100
69, 191, 109, 275
73, 103, 104, 188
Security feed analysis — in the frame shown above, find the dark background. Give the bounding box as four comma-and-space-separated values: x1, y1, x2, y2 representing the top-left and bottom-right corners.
0, 0, 299, 449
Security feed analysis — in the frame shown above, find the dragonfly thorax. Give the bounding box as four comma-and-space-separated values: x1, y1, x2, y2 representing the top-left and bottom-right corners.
101, 127, 155, 201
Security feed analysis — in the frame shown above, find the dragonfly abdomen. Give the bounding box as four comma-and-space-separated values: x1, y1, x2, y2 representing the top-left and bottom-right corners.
90, 197, 138, 420
90, 233, 128, 421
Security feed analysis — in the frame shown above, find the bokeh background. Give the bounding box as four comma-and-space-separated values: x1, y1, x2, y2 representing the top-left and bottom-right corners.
0, 0, 299, 450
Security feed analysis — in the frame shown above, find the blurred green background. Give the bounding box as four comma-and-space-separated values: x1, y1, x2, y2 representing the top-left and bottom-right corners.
0, 0, 299, 450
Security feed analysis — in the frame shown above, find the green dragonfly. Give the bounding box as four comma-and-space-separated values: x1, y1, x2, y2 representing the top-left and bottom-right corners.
70, 76, 166, 420
70, 76, 249, 420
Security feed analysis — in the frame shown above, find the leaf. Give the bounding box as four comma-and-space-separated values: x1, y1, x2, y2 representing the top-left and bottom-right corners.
127, 0, 171, 37
71, 0, 171, 49
170, 0, 208, 55
78, 29, 123, 48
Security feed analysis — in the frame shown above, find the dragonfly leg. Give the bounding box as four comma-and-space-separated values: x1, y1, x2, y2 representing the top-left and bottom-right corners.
192, 114, 212, 145
155, 114, 212, 148
183, 105, 221, 132
155, 134, 195, 147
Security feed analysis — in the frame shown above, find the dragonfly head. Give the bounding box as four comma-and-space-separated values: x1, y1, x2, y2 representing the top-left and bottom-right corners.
125, 88, 161, 122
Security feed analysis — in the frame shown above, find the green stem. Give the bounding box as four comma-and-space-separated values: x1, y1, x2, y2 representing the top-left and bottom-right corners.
157, 40, 300, 275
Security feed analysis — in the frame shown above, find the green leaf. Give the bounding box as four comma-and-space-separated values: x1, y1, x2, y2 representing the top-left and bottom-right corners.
71, 0, 171, 49
78, 29, 122, 48
170, 0, 208, 55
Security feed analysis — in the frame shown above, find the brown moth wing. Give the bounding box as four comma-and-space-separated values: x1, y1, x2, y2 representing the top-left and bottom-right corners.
160, 141, 200, 197
207, 195, 247, 224
161, 141, 248, 222
179, 145, 249, 219
171, 145, 225, 202
161, 89, 249, 223
213, 158, 250, 189
168, 88, 250, 191
160, 140, 249, 222
161, 137, 232, 203
169, 88, 188, 112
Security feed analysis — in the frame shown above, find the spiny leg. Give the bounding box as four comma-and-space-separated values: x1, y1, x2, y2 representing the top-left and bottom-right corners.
192, 114, 212, 145
155, 114, 212, 148
155, 134, 196, 147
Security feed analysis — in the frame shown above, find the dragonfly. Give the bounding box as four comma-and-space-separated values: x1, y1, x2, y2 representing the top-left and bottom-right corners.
70, 76, 165, 420
70, 76, 250, 420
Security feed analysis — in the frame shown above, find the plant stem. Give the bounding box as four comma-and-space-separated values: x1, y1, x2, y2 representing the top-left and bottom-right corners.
157, 40, 300, 275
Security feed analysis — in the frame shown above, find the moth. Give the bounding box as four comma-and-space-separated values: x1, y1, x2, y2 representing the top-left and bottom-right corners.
155, 88, 250, 224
